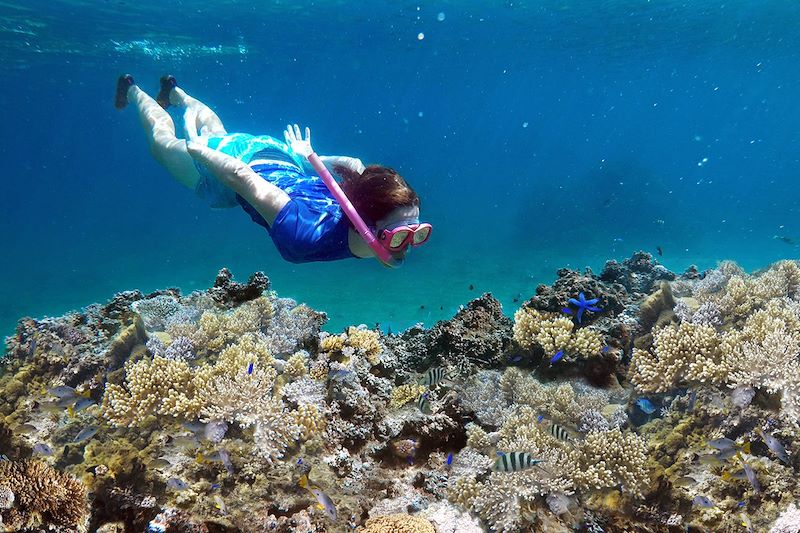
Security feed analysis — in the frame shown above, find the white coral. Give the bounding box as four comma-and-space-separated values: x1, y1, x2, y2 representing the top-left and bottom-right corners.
770, 503, 800, 533
729, 328, 800, 425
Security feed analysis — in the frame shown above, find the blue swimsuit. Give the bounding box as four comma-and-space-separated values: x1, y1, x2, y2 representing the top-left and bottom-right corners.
194, 133, 355, 263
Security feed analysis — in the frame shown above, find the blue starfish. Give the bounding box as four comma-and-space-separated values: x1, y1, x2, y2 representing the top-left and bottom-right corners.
561, 292, 602, 324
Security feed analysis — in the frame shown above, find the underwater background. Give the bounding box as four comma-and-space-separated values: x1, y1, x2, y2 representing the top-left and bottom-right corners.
2, 0, 800, 337
5, 3, 800, 533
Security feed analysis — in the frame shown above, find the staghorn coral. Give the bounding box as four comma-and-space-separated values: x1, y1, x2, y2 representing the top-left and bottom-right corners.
281, 375, 327, 408
501, 368, 609, 423
513, 307, 603, 359
165, 296, 275, 356
0, 460, 88, 530
163, 335, 196, 361
319, 333, 345, 353
132, 294, 196, 331
629, 322, 726, 393
632, 289, 800, 425
262, 298, 326, 356
470, 470, 544, 533
199, 357, 279, 426
691, 260, 800, 324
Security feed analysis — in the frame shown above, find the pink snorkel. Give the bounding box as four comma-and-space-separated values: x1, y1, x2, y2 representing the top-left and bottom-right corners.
306, 152, 397, 267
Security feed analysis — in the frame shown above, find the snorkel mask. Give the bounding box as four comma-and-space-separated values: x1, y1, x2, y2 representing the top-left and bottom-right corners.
306, 152, 431, 267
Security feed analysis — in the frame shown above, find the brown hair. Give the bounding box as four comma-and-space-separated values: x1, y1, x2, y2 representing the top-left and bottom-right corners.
335, 164, 419, 226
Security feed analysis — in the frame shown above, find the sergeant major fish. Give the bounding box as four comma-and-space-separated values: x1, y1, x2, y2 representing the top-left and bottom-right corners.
420, 367, 449, 387
417, 392, 431, 415
493, 451, 545, 473
549, 423, 572, 443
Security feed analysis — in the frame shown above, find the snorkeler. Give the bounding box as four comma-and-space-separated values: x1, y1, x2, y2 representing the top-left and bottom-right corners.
114, 74, 431, 267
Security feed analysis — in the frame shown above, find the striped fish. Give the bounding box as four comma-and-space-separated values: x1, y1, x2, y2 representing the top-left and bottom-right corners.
492, 452, 544, 472
420, 367, 448, 387
549, 423, 571, 442
418, 392, 431, 415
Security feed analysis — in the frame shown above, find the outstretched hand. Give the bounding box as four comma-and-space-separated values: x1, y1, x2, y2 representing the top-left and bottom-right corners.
284, 124, 313, 158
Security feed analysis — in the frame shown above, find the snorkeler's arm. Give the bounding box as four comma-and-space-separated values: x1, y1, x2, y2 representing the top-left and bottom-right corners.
186, 142, 290, 225
319, 156, 366, 174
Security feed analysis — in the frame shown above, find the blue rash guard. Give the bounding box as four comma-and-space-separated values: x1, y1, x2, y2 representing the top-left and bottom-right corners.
193, 133, 356, 263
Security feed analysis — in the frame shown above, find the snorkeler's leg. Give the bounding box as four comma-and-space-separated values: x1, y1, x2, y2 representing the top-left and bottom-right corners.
127, 84, 200, 190
158, 76, 227, 139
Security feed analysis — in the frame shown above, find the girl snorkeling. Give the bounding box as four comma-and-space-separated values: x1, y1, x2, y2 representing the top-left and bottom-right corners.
115, 74, 431, 267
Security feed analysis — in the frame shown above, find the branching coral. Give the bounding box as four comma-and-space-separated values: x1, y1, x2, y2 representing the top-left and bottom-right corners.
346, 326, 383, 365
389, 384, 427, 408
727, 327, 800, 425
470, 471, 542, 533
513, 308, 603, 359
102, 331, 305, 462
500, 368, 608, 423
452, 366, 649, 531
320, 326, 384, 366
102, 355, 204, 425
461, 371, 513, 428
0, 460, 88, 530
629, 322, 727, 393
570, 428, 649, 497
294, 403, 326, 439
358, 514, 436, 533
283, 351, 309, 377
102, 333, 276, 426
633, 291, 800, 425
691, 261, 800, 323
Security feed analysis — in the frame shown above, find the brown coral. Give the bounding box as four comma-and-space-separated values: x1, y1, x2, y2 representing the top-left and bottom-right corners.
0, 460, 87, 530
358, 513, 436, 533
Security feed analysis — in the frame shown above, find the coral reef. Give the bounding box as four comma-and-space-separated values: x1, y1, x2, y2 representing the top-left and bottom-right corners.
2, 256, 800, 532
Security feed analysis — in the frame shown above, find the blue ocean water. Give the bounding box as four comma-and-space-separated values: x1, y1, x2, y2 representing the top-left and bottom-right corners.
1, 1, 799, 338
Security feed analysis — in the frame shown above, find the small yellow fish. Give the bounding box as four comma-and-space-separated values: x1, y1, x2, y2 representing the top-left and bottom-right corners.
299, 475, 337, 521
213, 494, 228, 515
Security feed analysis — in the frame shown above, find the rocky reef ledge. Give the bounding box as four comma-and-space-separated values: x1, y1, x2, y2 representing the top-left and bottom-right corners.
2, 255, 800, 533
